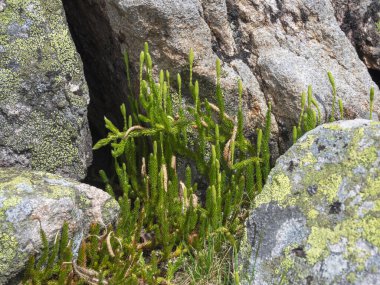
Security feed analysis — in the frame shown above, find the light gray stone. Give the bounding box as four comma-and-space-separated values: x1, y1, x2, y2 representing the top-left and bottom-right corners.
239, 119, 380, 285
0, 167, 120, 285
62, 0, 379, 156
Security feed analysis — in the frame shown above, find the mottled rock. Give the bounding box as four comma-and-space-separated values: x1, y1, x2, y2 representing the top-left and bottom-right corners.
0, 0, 92, 179
332, 0, 380, 71
63, 0, 378, 158
240, 119, 380, 285
0, 167, 119, 284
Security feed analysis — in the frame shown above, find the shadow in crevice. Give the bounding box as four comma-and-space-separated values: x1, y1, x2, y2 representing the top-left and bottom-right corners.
62, 0, 130, 187
369, 68, 380, 89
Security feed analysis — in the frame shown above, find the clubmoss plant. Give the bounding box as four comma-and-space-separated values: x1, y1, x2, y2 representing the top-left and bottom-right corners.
22, 45, 378, 284
293, 72, 377, 143
370, 87, 375, 120
24, 43, 271, 284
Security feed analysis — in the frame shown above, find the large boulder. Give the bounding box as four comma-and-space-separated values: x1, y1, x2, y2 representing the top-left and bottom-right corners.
332, 0, 380, 71
62, 0, 379, 157
0, 167, 119, 284
0, 0, 92, 180
240, 119, 380, 285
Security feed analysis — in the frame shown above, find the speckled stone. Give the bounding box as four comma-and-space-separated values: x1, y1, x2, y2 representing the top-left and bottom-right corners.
239, 119, 380, 285
0, 0, 92, 179
0, 167, 119, 284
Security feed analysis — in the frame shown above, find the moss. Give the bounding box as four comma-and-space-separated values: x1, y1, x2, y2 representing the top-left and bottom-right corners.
0, 168, 73, 199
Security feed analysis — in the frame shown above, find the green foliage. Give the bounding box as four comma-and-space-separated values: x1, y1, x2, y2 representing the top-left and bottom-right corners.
89, 43, 271, 283
293, 73, 334, 142
22, 44, 378, 284
26, 43, 271, 284
23, 222, 73, 284
293, 73, 377, 143
328, 71, 337, 122
370, 87, 375, 120
293, 85, 322, 141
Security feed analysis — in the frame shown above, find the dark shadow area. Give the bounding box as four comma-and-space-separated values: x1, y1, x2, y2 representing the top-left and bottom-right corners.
369, 68, 380, 89
62, 0, 130, 187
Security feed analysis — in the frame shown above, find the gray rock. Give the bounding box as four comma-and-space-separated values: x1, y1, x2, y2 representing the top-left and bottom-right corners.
0, 0, 92, 179
62, 0, 378, 156
0, 167, 120, 285
332, 0, 380, 71
239, 119, 380, 285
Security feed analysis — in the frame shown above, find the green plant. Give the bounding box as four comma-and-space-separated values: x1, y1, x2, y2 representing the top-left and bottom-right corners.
370, 86, 375, 120
293, 73, 378, 144
172, 237, 233, 285
23, 43, 271, 284
292, 85, 322, 142
90, 42, 271, 283
23, 222, 73, 284
22, 42, 379, 283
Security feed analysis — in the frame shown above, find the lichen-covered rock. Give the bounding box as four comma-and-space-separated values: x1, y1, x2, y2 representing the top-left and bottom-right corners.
0, 167, 120, 284
0, 0, 92, 179
240, 119, 380, 285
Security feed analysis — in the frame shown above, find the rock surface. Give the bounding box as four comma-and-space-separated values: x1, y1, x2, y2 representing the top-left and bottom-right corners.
239, 119, 380, 285
0, 0, 92, 180
63, 0, 379, 157
332, 0, 380, 71
0, 167, 119, 284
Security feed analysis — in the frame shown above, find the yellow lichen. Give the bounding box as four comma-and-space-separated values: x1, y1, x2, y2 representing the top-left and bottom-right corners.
0, 232, 18, 273
298, 135, 316, 150
317, 173, 342, 204
255, 173, 294, 208
347, 272, 356, 283
323, 123, 343, 131
307, 209, 319, 219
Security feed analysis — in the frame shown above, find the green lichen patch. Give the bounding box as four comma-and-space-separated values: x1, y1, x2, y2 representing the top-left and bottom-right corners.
0, 231, 18, 274
255, 172, 294, 208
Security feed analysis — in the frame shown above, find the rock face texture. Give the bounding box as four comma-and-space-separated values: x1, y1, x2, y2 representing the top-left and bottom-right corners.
63, 0, 379, 160
0, 167, 120, 284
239, 120, 380, 285
0, 0, 92, 180
332, 0, 380, 71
